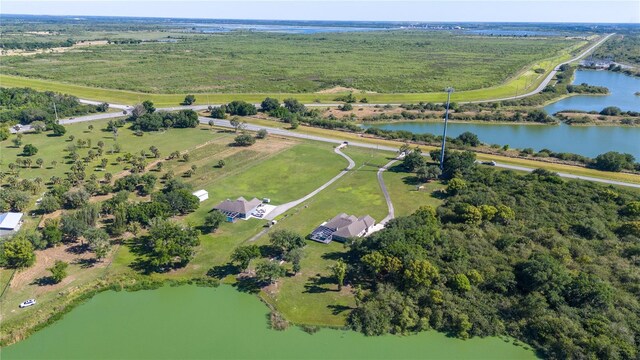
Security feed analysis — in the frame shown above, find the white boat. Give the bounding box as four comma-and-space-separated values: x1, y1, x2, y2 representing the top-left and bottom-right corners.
19, 299, 36, 308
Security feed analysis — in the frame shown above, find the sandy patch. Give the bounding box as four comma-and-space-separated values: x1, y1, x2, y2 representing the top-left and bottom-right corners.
317, 86, 377, 94
9, 243, 111, 295
1, 40, 109, 57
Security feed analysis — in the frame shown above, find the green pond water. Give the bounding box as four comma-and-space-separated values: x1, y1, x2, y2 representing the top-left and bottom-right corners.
3, 285, 537, 360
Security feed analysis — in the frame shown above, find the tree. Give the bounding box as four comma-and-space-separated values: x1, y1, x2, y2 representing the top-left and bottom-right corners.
592, 151, 634, 172
226, 100, 257, 116
447, 178, 467, 195
1, 237, 35, 268
182, 94, 196, 105
269, 229, 305, 256
285, 247, 304, 274
255, 261, 285, 284
210, 106, 227, 119
204, 211, 226, 232
283, 98, 306, 114
217, 159, 226, 168
48, 260, 68, 284
600, 106, 622, 116
12, 134, 23, 147
39, 194, 62, 213
36, 158, 44, 168
331, 260, 348, 290
142, 100, 156, 114
233, 134, 256, 147
63, 188, 90, 209
231, 245, 261, 271
494, 204, 515, 224
456, 131, 480, 147
451, 274, 471, 292
256, 129, 268, 139
42, 219, 63, 247
84, 228, 111, 260
31, 121, 46, 133
145, 219, 200, 270
416, 165, 441, 182
403, 148, 426, 172
22, 144, 38, 156
88, 124, 94, 132
621, 201, 640, 218
431, 150, 476, 179
403, 259, 439, 288
260, 97, 280, 112
51, 124, 66, 136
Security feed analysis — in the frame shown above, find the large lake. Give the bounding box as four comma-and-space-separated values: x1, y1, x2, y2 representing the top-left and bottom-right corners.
366, 70, 640, 159
544, 70, 640, 113
3, 285, 536, 360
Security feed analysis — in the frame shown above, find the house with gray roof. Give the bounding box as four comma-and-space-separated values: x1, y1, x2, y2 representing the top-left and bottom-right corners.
213, 197, 262, 221
310, 213, 376, 244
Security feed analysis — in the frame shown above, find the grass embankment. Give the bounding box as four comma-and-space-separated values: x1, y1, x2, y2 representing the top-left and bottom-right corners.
0, 34, 592, 106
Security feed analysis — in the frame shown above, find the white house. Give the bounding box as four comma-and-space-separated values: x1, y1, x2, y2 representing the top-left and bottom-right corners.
0, 212, 24, 237
192, 190, 209, 202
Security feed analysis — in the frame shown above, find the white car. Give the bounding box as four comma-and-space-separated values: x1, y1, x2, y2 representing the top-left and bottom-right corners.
19, 299, 36, 308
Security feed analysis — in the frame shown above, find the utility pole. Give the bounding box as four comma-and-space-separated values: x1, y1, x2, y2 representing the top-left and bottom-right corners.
53, 101, 59, 122
439, 87, 454, 171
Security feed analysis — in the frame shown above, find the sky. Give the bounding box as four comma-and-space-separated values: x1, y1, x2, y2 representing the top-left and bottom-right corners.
1, 0, 639, 23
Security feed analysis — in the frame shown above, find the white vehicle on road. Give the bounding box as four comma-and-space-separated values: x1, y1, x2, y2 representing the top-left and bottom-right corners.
19, 299, 36, 308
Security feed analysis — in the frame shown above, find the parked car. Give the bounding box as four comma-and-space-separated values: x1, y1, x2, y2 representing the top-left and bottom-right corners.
482, 161, 497, 166
19, 299, 36, 308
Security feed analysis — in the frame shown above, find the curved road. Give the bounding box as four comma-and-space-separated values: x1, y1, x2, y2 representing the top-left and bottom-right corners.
264, 146, 356, 220
377, 159, 399, 225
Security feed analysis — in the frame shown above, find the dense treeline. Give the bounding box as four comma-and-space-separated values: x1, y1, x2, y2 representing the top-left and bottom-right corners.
345, 165, 640, 359
0, 88, 106, 125
591, 34, 640, 66
0, 38, 75, 50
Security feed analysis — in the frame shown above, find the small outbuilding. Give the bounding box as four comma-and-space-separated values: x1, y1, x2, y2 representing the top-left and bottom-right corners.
0, 212, 24, 237
192, 190, 209, 202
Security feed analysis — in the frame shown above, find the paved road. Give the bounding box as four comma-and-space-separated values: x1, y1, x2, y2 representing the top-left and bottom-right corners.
377, 159, 399, 225
472, 33, 614, 103
205, 117, 640, 189
264, 146, 356, 220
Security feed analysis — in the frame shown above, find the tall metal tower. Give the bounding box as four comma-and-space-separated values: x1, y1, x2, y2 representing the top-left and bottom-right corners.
439, 87, 454, 171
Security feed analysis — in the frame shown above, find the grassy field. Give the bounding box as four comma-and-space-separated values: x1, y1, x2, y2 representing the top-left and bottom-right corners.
0, 32, 583, 93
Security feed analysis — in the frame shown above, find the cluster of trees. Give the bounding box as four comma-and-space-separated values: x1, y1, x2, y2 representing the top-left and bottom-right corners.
0, 88, 107, 125
129, 104, 198, 131
211, 100, 258, 118
343, 165, 640, 359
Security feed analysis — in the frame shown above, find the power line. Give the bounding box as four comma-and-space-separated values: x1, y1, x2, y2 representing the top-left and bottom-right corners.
439, 87, 454, 171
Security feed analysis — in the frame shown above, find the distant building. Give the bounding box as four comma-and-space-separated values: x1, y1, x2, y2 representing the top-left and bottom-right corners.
310, 213, 376, 244
213, 197, 262, 222
0, 212, 24, 237
192, 190, 209, 202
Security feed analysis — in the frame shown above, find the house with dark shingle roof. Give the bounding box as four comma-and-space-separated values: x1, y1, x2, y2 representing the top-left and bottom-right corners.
213, 197, 262, 221
310, 213, 376, 244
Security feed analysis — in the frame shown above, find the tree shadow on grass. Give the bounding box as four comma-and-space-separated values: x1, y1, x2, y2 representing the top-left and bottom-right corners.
65, 243, 90, 255
321, 251, 347, 261
234, 277, 262, 294
303, 274, 336, 294
31, 276, 57, 286
401, 175, 422, 186
74, 258, 98, 269
327, 304, 352, 315
207, 263, 240, 279
259, 244, 281, 259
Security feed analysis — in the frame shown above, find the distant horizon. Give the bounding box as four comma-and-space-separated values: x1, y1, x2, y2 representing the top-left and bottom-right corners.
2, 13, 640, 25
2, 1, 639, 24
